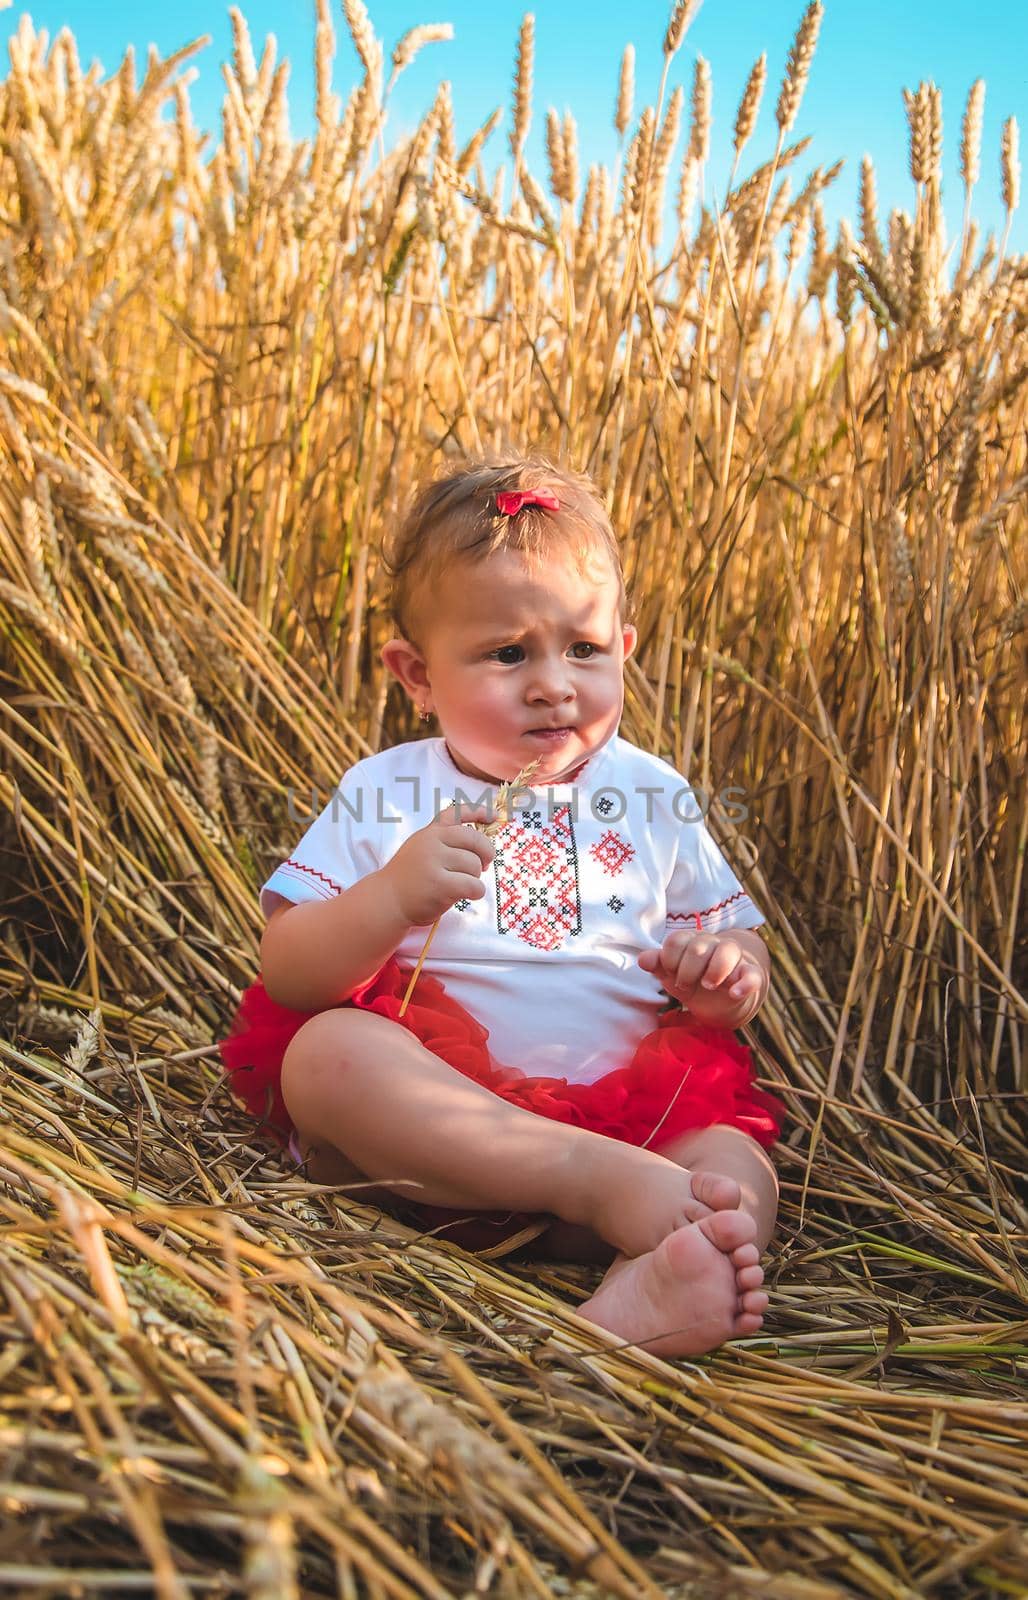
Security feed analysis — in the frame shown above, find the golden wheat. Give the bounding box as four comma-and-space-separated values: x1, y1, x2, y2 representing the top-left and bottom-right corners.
960, 78, 985, 191
615, 43, 634, 138
775, 0, 822, 136
733, 52, 766, 163
509, 12, 534, 169
0, 14, 1025, 1589
688, 55, 711, 167
1001, 116, 1021, 214
662, 0, 701, 60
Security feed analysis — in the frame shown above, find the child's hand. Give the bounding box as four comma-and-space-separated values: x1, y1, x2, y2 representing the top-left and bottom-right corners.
638, 930, 767, 1027
381, 801, 496, 927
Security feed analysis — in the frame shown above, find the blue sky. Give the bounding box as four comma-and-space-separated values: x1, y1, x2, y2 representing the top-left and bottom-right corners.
3, 1, 1025, 257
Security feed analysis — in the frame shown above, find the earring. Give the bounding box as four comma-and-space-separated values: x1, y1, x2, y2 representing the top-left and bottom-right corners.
419, 706, 432, 723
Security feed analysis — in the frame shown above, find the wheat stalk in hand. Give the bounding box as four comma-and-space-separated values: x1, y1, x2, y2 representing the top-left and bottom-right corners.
397, 758, 542, 1017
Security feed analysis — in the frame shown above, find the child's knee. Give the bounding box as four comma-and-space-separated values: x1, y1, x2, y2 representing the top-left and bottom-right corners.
279, 1008, 379, 1125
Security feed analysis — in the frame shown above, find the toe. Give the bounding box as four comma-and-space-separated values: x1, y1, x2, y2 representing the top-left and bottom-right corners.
690, 1170, 741, 1212
740, 1289, 769, 1316
733, 1311, 765, 1335
700, 1208, 758, 1254
730, 1241, 760, 1269
736, 1264, 764, 1291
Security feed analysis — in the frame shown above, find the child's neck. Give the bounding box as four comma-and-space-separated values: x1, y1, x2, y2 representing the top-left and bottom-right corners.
442, 738, 590, 787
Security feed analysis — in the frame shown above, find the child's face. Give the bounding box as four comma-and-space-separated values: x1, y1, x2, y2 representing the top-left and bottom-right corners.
382, 546, 638, 785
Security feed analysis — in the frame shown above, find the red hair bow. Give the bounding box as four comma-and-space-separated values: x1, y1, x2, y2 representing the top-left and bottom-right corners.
495, 489, 560, 516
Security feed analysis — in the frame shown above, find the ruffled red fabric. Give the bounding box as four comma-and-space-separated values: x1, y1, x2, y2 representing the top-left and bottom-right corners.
218, 956, 784, 1248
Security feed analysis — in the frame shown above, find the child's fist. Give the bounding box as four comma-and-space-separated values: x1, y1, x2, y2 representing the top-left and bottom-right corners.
638, 930, 764, 1025
382, 802, 496, 927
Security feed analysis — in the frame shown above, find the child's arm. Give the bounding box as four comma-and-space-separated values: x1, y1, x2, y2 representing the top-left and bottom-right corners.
260, 868, 413, 1011
260, 801, 495, 1012
638, 927, 770, 1029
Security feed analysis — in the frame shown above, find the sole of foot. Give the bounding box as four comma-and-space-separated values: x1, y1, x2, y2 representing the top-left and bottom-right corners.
579, 1208, 767, 1359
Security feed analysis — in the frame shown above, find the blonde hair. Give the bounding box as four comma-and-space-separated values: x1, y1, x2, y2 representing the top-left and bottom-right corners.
380, 449, 630, 649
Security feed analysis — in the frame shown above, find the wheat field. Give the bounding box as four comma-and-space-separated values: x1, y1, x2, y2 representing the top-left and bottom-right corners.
0, 1, 1026, 1594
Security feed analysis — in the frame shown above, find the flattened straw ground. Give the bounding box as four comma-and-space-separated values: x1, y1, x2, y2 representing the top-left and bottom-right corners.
0, 4, 1026, 1594
0, 1040, 1026, 1595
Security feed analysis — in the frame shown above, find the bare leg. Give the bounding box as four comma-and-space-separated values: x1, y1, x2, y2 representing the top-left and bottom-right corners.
279, 1008, 741, 1261
542, 1123, 779, 1260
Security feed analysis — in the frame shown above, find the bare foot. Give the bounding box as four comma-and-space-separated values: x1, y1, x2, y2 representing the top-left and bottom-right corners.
582, 1143, 742, 1259
577, 1209, 768, 1358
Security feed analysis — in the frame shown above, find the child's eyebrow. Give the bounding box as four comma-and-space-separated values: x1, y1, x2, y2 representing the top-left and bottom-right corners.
473, 627, 531, 646
472, 617, 608, 647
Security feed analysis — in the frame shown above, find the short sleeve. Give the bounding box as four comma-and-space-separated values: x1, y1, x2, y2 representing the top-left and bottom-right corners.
259, 766, 379, 919
665, 814, 764, 936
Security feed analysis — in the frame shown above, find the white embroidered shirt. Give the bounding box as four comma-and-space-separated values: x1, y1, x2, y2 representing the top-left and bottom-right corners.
260, 732, 764, 1084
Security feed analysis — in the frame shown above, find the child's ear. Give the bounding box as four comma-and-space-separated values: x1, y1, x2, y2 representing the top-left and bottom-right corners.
622, 623, 638, 661
381, 637, 430, 698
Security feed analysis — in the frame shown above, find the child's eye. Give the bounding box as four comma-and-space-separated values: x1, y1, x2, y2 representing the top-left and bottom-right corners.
489, 643, 599, 663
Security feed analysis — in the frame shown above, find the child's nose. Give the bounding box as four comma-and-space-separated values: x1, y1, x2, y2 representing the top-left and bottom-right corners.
525, 668, 573, 707
527, 659, 575, 701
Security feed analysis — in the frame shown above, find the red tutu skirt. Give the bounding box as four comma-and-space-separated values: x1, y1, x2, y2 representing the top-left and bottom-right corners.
218, 956, 784, 1252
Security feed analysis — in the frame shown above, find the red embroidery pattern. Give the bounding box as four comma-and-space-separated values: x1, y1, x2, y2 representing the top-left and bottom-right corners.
494, 807, 581, 950
280, 858, 344, 897
667, 889, 747, 930
588, 828, 636, 877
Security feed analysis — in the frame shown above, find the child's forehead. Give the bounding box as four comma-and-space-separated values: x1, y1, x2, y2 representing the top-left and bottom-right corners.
407, 538, 626, 650
443, 542, 616, 596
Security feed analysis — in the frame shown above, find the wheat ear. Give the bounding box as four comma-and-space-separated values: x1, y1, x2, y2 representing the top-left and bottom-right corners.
397, 758, 542, 1018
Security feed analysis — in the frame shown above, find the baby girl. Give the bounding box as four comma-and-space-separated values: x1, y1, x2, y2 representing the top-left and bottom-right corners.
220, 453, 783, 1358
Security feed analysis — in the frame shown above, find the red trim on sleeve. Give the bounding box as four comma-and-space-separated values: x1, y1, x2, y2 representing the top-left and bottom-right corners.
667, 889, 747, 929
281, 859, 344, 895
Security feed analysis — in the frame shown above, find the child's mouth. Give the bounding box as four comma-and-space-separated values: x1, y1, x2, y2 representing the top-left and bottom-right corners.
526, 728, 573, 743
